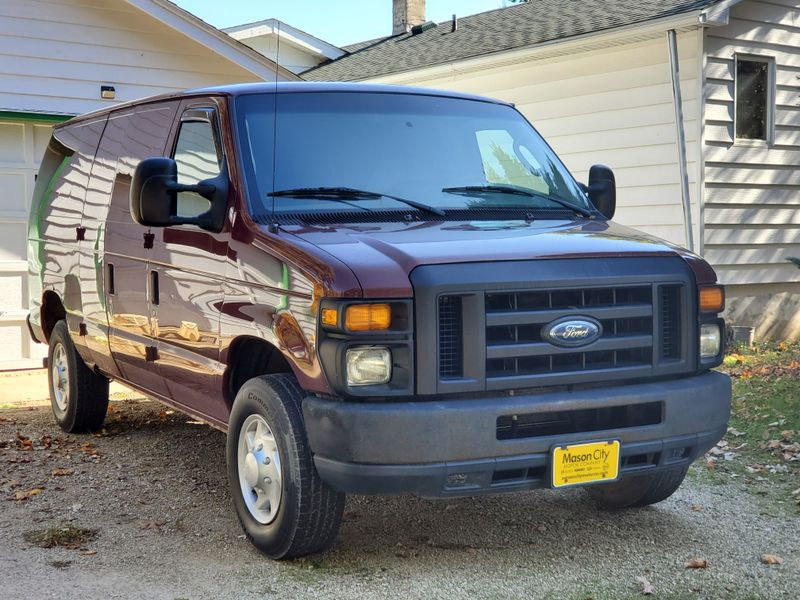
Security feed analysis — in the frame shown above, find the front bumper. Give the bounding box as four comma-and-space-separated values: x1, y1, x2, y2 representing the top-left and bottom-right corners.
303, 371, 731, 497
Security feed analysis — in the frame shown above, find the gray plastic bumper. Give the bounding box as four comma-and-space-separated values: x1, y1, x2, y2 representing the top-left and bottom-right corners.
303, 371, 731, 497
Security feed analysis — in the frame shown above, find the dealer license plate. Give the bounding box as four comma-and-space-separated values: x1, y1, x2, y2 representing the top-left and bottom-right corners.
551, 440, 620, 488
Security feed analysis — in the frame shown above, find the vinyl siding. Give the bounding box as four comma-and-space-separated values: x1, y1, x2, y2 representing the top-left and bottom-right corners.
0, 0, 263, 116
702, 0, 800, 289
369, 32, 703, 248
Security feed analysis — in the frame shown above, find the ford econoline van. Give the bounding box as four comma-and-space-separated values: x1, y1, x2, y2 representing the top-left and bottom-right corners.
27, 82, 731, 559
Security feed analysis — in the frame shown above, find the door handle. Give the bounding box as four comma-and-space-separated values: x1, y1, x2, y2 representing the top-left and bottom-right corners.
107, 263, 115, 295
150, 270, 159, 305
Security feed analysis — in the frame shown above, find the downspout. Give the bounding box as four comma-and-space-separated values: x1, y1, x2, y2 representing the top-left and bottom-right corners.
667, 29, 695, 252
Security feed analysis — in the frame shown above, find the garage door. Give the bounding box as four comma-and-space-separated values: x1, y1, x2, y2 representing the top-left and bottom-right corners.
0, 116, 57, 368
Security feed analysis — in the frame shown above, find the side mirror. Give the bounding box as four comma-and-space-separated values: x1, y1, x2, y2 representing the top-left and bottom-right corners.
130, 157, 226, 231
587, 164, 616, 220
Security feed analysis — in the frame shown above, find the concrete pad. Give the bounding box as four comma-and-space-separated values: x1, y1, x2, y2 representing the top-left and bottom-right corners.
0, 368, 141, 408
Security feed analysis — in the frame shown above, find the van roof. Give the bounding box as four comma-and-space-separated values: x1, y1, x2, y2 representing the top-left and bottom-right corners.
55, 82, 511, 129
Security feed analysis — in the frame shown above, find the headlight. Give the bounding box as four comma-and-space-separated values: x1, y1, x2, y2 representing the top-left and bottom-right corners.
700, 323, 721, 358
346, 346, 392, 386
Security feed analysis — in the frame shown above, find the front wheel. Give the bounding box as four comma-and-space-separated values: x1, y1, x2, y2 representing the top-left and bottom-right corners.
586, 466, 688, 510
226, 374, 345, 559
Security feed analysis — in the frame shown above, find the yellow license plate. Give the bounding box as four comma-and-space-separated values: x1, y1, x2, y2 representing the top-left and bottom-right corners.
551, 440, 620, 488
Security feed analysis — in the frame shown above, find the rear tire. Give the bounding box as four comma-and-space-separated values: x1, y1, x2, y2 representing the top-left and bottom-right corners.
586, 466, 688, 510
47, 320, 109, 433
226, 373, 345, 559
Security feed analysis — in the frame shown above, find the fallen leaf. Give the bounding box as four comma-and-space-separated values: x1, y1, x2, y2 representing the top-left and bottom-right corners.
636, 575, 654, 595
137, 519, 166, 530
51, 468, 74, 476
15, 432, 32, 450
690, 504, 703, 512
684, 558, 708, 569
761, 554, 783, 565
81, 550, 97, 556
14, 488, 44, 501
79, 442, 99, 457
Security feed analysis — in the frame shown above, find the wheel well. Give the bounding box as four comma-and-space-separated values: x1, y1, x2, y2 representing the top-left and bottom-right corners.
41, 291, 66, 343
224, 337, 292, 407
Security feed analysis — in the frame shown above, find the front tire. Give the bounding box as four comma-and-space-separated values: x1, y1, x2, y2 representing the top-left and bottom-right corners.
226, 374, 345, 559
586, 466, 688, 510
47, 320, 109, 433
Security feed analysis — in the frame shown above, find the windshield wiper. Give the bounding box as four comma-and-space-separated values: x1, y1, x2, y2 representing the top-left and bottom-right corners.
442, 185, 594, 218
269, 187, 445, 217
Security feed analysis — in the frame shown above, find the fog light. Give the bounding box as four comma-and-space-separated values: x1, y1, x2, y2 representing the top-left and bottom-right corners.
346, 346, 391, 386
700, 323, 721, 358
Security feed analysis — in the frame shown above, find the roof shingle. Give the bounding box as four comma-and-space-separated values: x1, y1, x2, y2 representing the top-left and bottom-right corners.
304, 0, 721, 82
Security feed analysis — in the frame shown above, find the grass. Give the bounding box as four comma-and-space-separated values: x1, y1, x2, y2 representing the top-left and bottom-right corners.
700, 340, 800, 513
24, 525, 97, 549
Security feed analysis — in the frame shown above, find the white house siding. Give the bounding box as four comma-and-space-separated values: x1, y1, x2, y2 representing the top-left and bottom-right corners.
0, 0, 266, 116
229, 35, 323, 75
369, 31, 703, 250
702, 0, 800, 339
0, 0, 275, 367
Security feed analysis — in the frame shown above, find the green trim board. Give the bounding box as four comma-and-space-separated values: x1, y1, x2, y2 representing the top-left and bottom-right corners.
0, 111, 73, 124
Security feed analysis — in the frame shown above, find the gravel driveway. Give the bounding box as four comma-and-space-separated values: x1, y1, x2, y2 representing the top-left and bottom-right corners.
1, 375, 797, 600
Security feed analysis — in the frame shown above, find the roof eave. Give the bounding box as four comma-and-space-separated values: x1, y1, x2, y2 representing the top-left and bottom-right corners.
123, 0, 301, 81
224, 19, 345, 60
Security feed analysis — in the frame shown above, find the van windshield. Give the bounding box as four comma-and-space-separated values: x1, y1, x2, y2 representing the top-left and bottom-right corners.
236, 91, 592, 220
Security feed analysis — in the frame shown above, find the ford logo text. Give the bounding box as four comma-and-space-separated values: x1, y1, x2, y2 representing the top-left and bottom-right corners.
543, 317, 602, 348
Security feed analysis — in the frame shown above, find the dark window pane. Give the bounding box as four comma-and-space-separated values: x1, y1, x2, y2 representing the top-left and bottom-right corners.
736, 59, 769, 140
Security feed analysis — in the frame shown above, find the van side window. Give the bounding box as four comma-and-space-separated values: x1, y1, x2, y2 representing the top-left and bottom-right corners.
173, 118, 222, 219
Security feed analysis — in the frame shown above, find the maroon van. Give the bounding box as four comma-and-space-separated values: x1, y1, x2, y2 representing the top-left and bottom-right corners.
27, 82, 731, 559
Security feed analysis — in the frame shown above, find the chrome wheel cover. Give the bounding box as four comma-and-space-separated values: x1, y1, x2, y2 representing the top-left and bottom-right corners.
237, 414, 283, 524
51, 342, 69, 412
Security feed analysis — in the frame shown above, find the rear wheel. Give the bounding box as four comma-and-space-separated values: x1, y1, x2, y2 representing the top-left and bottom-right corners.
47, 320, 109, 433
226, 374, 345, 559
586, 467, 688, 510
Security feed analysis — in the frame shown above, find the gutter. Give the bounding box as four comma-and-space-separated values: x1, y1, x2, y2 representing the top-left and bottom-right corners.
667, 30, 695, 252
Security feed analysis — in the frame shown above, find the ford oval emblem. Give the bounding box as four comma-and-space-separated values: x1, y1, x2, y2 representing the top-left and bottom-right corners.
543, 317, 602, 348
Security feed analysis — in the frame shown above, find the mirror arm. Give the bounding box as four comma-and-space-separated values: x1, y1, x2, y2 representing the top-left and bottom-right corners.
166, 181, 217, 196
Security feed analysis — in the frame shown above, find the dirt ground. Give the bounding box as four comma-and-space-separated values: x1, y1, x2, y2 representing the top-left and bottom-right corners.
0, 370, 798, 600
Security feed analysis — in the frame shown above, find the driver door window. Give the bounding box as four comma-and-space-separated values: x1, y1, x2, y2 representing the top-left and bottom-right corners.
173, 117, 221, 218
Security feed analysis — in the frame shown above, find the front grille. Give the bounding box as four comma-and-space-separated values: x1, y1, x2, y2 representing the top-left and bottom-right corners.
438, 295, 463, 378
417, 258, 695, 395
661, 285, 682, 360
496, 401, 662, 440
483, 285, 657, 381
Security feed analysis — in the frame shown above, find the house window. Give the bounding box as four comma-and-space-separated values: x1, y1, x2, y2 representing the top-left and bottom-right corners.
735, 55, 773, 143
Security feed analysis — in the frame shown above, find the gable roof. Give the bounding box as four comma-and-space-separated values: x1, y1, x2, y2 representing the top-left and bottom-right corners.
304, 0, 725, 82
123, 0, 300, 81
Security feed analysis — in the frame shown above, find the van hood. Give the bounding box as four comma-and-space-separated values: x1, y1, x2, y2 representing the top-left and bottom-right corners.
274, 218, 694, 297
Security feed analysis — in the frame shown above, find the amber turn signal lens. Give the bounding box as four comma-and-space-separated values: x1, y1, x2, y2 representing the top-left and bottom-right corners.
345, 304, 392, 331
321, 308, 338, 327
699, 286, 724, 313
